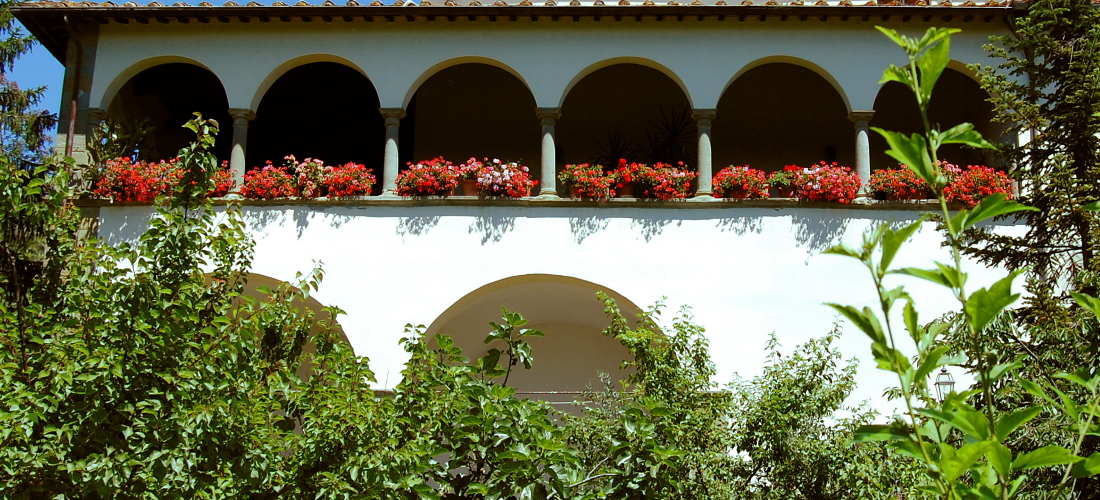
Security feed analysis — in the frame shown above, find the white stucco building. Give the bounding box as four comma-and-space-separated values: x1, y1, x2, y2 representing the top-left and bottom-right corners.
16, 0, 1028, 412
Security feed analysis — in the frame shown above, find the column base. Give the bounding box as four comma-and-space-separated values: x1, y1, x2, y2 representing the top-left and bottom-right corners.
376, 190, 402, 199
535, 189, 560, 199
688, 193, 718, 202
222, 192, 244, 201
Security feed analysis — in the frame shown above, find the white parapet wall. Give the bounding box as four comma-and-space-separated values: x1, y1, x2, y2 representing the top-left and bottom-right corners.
93, 199, 1027, 415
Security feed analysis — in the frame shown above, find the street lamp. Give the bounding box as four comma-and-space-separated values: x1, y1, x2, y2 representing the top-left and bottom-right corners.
934, 368, 955, 402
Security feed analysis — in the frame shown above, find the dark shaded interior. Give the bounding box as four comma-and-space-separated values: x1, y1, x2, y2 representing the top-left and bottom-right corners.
558, 64, 695, 175
870, 68, 1000, 170
108, 63, 232, 162
248, 62, 384, 191
713, 63, 853, 174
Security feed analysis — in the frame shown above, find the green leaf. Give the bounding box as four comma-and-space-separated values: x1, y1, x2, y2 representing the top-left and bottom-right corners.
937, 122, 995, 149
964, 270, 1023, 332
917, 33, 951, 102
1071, 452, 1100, 478
996, 407, 1042, 441
894, 266, 952, 288
1012, 445, 1083, 471
880, 219, 924, 271
874, 128, 935, 187
954, 194, 1037, 233
853, 424, 910, 442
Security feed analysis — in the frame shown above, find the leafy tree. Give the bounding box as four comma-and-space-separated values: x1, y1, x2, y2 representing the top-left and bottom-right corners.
966, 0, 1100, 321
0, 0, 56, 166
728, 329, 923, 499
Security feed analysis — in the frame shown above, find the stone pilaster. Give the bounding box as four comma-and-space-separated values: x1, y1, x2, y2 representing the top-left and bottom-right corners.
379, 108, 407, 196
536, 107, 561, 198
228, 108, 257, 195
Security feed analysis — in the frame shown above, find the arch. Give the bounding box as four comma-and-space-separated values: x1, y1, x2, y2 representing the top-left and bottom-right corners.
713, 60, 853, 172
239, 273, 350, 381
402, 56, 535, 110
106, 61, 232, 162
559, 57, 693, 109
249, 54, 374, 112
870, 67, 999, 169
427, 274, 642, 404
98, 55, 225, 111
724, 55, 852, 113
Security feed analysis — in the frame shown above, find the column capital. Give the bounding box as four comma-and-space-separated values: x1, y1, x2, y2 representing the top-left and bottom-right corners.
379, 107, 407, 123
848, 110, 875, 125
229, 108, 256, 122
691, 109, 717, 122
535, 107, 561, 120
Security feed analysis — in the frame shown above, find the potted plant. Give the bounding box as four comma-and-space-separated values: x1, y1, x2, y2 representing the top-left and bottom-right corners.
559, 163, 613, 199
791, 161, 861, 204
396, 157, 460, 197
476, 159, 537, 198
636, 161, 696, 200
457, 158, 483, 196
240, 163, 298, 199
944, 164, 1014, 207
610, 159, 644, 198
712, 165, 769, 199
324, 161, 376, 198
767, 166, 800, 198
869, 167, 930, 201
94, 156, 181, 203
288, 155, 327, 198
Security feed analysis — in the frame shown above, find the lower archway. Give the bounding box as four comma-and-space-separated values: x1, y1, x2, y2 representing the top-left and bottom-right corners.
427, 274, 642, 410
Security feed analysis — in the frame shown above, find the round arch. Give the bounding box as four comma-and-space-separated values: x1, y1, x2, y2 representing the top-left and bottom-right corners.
402, 56, 534, 110
427, 274, 642, 400
97, 55, 225, 111
558, 57, 694, 109
723, 55, 852, 113
249, 53, 373, 112
870, 66, 999, 169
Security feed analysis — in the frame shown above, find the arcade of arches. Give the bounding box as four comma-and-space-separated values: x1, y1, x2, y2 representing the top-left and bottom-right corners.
101, 60, 997, 198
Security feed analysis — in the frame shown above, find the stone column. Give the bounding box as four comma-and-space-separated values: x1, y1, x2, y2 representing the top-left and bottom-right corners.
379, 108, 407, 196
849, 110, 875, 191
536, 107, 561, 198
228, 108, 256, 196
692, 109, 717, 199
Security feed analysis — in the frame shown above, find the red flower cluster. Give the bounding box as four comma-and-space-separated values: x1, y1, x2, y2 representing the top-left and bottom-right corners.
712, 165, 770, 199
792, 161, 862, 204
94, 157, 181, 202
869, 168, 930, 200
239, 165, 297, 199
395, 157, 459, 196
636, 161, 697, 200
610, 159, 644, 191
211, 166, 233, 198
289, 155, 327, 198
324, 162, 376, 198
944, 164, 1014, 207
559, 163, 613, 199
475, 158, 537, 198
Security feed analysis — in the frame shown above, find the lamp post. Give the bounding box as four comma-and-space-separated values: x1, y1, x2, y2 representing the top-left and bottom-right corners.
934, 368, 955, 402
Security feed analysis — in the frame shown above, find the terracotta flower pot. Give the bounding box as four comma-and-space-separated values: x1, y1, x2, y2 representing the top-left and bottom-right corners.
615, 182, 637, 198
772, 185, 796, 198
461, 178, 478, 196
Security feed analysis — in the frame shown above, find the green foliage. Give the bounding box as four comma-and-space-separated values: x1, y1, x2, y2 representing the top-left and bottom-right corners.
0, 0, 56, 165
728, 329, 923, 499
827, 26, 1100, 500
966, 0, 1100, 318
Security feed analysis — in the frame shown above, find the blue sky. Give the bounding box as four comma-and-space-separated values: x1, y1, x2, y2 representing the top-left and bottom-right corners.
12, 22, 65, 126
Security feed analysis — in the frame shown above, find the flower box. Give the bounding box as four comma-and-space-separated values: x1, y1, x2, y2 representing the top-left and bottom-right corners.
791, 161, 861, 204
713, 165, 769, 199
396, 157, 459, 197
559, 163, 613, 200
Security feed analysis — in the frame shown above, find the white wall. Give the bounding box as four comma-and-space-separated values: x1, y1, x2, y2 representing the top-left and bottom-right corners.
90, 17, 1006, 113
95, 201, 1027, 416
